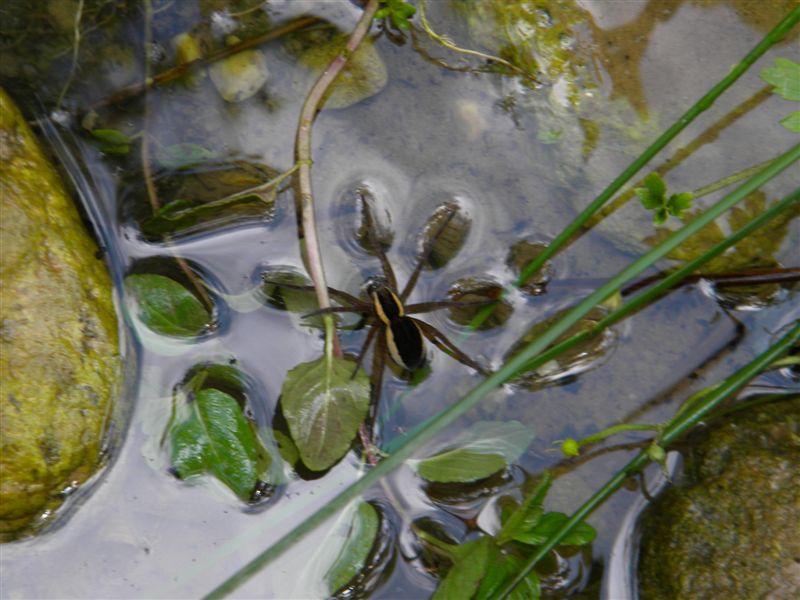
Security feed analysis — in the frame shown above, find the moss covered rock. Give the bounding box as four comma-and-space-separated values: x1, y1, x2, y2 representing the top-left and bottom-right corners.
0, 88, 121, 541
638, 399, 800, 599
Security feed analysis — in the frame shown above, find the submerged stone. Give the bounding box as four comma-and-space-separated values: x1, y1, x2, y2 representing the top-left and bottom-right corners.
0, 89, 121, 541
638, 399, 800, 599
297, 34, 387, 109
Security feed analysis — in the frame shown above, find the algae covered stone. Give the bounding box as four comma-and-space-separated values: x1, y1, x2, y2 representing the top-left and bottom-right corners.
637, 399, 800, 599
0, 88, 121, 540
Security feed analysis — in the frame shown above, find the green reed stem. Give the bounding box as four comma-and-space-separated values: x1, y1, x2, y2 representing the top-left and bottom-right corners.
203, 138, 798, 599
497, 321, 800, 598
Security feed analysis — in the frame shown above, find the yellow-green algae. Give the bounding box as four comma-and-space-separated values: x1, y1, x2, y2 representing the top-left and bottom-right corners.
0, 88, 121, 541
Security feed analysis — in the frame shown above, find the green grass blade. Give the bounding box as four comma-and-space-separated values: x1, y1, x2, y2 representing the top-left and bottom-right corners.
496, 321, 800, 599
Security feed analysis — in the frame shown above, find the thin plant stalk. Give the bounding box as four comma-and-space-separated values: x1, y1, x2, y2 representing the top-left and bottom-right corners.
203, 141, 798, 599
294, 0, 380, 359
497, 321, 800, 598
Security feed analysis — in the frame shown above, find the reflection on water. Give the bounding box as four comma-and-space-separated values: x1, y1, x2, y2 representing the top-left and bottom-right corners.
1, 0, 797, 597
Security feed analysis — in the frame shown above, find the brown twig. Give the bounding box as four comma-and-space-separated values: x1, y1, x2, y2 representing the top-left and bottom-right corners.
88, 15, 319, 110
294, 0, 380, 359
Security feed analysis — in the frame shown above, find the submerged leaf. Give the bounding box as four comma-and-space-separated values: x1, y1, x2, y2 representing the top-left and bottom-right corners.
125, 273, 211, 337
281, 355, 370, 471
326, 502, 380, 594
170, 388, 270, 500
414, 421, 534, 483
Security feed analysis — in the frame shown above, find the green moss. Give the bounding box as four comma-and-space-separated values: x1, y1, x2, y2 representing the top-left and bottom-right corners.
0, 88, 121, 541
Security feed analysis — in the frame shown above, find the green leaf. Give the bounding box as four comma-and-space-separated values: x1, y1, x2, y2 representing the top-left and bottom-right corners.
413, 421, 535, 483
643, 172, 666, 200
125, 274, 211, 337
496, 472, 552, 545
417, 450, 508, 483
512, 511, 596, 546
156, 143, 216, 169
780, 111, 800, 133
90, 128, 133, 145
325, 502, 380, 594
280, 355, 370, 471
635, 187, 660, 210
474, 553, 541, 600
667, 192, 694, 216
432, 537, 496, 600
99, 144, 130, 156
759, 57, 800, 101
653, 207, 668, 226
170, 388, 270, 500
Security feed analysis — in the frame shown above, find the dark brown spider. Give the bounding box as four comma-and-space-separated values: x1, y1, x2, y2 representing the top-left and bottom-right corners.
277, 196, 492, 411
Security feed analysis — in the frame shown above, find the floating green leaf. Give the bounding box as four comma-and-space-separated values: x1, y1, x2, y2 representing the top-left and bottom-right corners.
760, 57, 800, 101
496, 472, 553, 545
780, 111, 800, 133
280, 355, 370, 471
125, 273, 211, 337
169, 388, 270, 501
376, 0, 416, 29
511, 511, 596, 546
325, 502, 380, 594
760, 57, 799, 132
635, 172, 694, 226
432, 536, 496, 600
413, 421, 534, 483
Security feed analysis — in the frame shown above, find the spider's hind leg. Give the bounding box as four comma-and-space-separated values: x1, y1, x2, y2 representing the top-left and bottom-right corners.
411, 317, 488, 376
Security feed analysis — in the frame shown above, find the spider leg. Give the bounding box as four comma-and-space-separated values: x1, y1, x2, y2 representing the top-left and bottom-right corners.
400, 205, 458, 302
303, 303, 372, 318
264, 279, 366, 308
368, 328, 387, 421
352, 320, 380, 377
359, 192, 398, 291
410, 317, 488, 376
404, 298, 497, 314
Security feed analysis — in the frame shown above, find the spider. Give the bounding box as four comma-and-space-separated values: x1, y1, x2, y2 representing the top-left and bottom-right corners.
276, 195, 492, 410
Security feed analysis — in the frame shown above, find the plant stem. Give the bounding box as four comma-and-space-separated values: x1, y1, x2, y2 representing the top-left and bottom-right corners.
294, 0, 380, 359
565, 423, 663, 455
691, 156, 780, 199
497, 321, 800, 598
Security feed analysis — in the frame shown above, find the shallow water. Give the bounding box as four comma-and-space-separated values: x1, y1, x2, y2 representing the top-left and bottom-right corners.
1, 1, 798, 597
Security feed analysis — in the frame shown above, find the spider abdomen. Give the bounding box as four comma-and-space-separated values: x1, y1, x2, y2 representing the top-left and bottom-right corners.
386, 317, 425, 371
